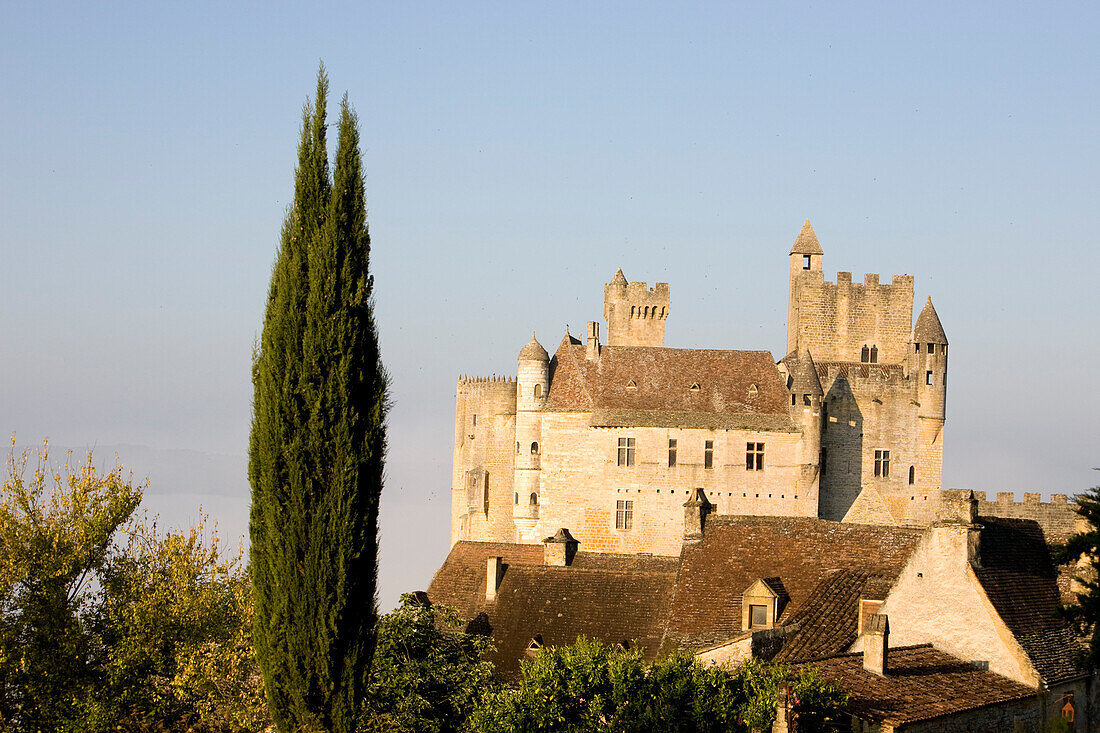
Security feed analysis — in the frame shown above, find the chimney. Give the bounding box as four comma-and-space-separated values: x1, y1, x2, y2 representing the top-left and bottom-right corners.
934, 490, 982, 567
586, 321, 601, 360
683, 488, 714, 542
543, 528, 579, 566
862, 614, 889, 675
485, 557, 503, 601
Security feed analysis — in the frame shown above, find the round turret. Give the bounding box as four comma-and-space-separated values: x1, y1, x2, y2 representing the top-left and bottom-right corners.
517, 333, 550, 412
519, 334, 549, 362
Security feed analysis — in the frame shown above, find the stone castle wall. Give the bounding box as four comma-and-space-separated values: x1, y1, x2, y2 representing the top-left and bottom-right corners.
453, 376, 517, 545
790, 271, 915, 364
943, 489, 1078, 543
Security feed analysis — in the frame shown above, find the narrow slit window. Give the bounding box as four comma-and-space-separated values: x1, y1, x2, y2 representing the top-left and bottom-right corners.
869, 345, 878, 363
820, 447, 827, 476
926, 371, 933, 385
909, 465, 916, 485
704, 440, 714, 469
861, 345, 870, 363
529, 492, 538, 506
668, 439, 677, 467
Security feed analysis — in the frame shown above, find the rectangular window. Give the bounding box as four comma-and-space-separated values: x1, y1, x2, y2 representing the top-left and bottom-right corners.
802, 254, 811, 270
746, 442, 764, 471
926, 370, 933, 385
704, 440, 714, 469
749, 604, 768, 627
615, 500, 633, 530
617, 437, 636, 467
820, 447, 827, 476
927, 343, 934, 354
668, 439, 677, 467
874, 450, 891, 478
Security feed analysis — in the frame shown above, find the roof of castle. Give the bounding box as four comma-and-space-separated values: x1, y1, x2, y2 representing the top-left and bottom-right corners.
609, 268, 628, 287
798, 645, 1037, 727
518, 333, 549, 362
913, 297, 948, 344
545, 342, 795, 432
790, 219, 824, 255
781, 349, 824, 397
664, 516, 922, 652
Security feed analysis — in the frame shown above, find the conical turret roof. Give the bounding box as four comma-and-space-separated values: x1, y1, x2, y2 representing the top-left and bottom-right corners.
518, 333, 549, 361
781, 348, 824, 397
790, 219, 824, 255
913, 298, 948, 344
609, 268, 628, 287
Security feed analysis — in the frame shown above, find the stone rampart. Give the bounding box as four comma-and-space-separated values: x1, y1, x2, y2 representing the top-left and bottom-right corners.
942, 489, 1078, 543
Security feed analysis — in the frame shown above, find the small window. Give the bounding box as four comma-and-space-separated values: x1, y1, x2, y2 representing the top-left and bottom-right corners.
514, 492, 518, 505
915, 343, 921, 353
531, 442, 539, 455
617, 437, 636, 467
802, 254, 811, 270
525, 636, 543, 657
472, 414, 477, 426
942, 344, 948, 356
749, 604, 768, 627
516, 441, 520, 454
820, 447, 827, 476
533, 383, 542, 398
625, 379, 637, 390
791, 394, 797, 406
690, 382, 701, 391
874, 450, 891, 478
668, 439, 677, 467
869, 345, 878, 363
926, 370, 933, 385
803, 394, 811, 406
529, 492, 538, 506
482, 474, 489, 515
1062, 693, 1075, 722
615, 500, 634, 530
861, 345, 870, 363
748, 383, 758, 397
704, 440, 714, 469
927, 343, 934, 354
746, 442, 764, 471
909, 465, 915, 485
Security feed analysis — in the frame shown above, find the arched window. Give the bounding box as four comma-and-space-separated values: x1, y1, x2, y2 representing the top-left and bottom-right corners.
869, 345, 878, 364
514, 492, 519, 505
861, 345, 870, 363
529, 492, 539, 506
644, 306, 650, 318
530, 442, 539, 455
533, 383, 542, 398
909, 466, 916, 485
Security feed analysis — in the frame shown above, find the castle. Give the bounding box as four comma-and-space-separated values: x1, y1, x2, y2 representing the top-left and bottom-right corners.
452, 220, 951, 553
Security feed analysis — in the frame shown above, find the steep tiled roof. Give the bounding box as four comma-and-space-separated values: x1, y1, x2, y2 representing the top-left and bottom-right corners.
545, 343, 793, 433
973, 516, 1085, 684
790, 219, 824, 255
518, 333, 549, 362
772, 570, 894, 663
427, 541, 677, 680
801, 645, 1036, 726
781, 349, 824, 397
913, 297, 947, 344
665, 517, 921, 651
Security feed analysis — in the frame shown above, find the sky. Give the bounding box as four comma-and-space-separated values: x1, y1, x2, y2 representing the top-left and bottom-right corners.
2, 2, 1098, 612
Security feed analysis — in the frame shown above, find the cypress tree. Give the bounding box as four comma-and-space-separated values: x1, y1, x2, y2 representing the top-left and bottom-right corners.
249, 66, 388, 732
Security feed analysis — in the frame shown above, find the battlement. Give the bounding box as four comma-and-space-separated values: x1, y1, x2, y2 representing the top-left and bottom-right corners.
797, 271, 914, 290
604, 271, 669, 347
940, 489, 1078, 543
457, 375, 517, 396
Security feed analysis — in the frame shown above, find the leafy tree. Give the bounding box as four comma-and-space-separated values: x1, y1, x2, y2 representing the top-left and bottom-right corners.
0, 441, 141, 730
465, 636, 847, 733
249, 64, 388, 732
1058, 483, 1100, 670
360, 594, 496, 732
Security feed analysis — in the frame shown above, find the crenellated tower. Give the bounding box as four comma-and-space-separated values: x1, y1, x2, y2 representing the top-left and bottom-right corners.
513, 334, 549, 541
603, 268, 670, 347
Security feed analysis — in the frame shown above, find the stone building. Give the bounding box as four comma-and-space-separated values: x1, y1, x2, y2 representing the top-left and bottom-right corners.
452, 221, 951, 552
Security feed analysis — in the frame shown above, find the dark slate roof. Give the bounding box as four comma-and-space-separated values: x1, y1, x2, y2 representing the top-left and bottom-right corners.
973, 516, 1085, 684
545, 342, 793, 434
913, 297, 947, 344
801, 645, 1036, 726
790, 219, 824, 255
665, 517, 921, 652
772, 570, 894, 663
426, 541, 678, 680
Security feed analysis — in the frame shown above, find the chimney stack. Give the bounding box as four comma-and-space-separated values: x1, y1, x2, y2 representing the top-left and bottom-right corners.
543, 528, 579, 566
683, 488, 714, 542
485, 557, 503, 601
862, 614, 889, 676
586, 321, 601, 360
934, 490, 982, 567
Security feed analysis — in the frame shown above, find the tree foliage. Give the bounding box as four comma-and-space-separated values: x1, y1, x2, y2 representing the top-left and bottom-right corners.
465, 636, 847, 733
248, 63, 388, 733
1058, 484, 1100, 670
0, 440, 268, 732
360, 594, 497, 733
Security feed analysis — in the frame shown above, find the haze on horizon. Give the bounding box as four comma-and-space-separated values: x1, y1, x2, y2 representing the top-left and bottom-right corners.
2, 2, 1097, 611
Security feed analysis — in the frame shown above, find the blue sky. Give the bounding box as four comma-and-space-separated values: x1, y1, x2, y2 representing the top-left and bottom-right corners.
2, 2, 1097, 610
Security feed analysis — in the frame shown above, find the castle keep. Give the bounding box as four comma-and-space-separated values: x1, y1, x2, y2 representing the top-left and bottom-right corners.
453, 221, 950, 552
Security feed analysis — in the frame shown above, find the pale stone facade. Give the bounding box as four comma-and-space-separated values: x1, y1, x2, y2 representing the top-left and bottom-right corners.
451, 222, 958, 551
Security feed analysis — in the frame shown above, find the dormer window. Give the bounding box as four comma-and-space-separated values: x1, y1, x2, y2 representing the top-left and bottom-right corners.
690, 382, 701, 391
525, 635, 543, 657
748, 384, 758, 397
741, 578, 783, 630
625, 379, 637, 390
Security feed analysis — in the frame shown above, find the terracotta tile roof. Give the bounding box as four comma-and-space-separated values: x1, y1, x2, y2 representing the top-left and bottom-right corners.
800, 645, 1036, 726
426, 541, 677, 680
772, 570, 895, 663
545, 343, 793, 432
974, 516, 1085, 684
665, 517, 921, 651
